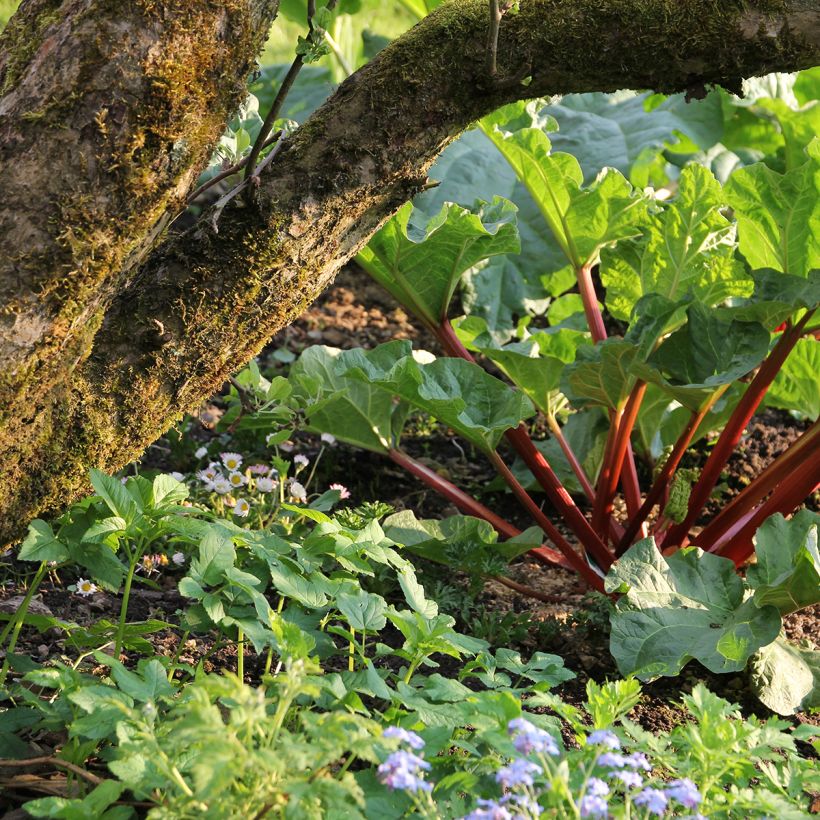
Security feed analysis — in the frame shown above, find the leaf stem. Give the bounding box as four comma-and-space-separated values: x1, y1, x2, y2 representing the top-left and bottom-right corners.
697, 418, 820, 557
486, 450, 608, 590
618, 389, 725, 554
662, 309, 814, 549
237, 628, 244, 681
575, 264, 643, 524
386, 447, 570, 569
592, 383, 646, 539
114, 550, 140, 660
0, 561, 48, 687
545, 412, 596, 502
708, 456, 820, 565
436, 319, 612, 563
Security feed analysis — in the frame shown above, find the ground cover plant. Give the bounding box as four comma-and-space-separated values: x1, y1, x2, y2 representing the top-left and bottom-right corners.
1, 0, 819, 817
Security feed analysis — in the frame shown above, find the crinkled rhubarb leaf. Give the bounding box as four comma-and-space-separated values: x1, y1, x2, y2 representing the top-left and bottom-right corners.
341, 343, 534, 452
602, 165, 751, 324
724, 139, 820, 278
290, 343, 411, 453
750, 635, 820, 716
357, 198, 520, 327
606, 539, 781, 679
748, 511, 820, 615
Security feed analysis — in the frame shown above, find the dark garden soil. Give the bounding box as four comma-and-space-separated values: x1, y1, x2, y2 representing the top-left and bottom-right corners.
1, 265, 818, 809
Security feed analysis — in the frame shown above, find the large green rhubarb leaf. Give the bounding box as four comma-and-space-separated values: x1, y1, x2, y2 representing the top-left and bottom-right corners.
750, 636, 820, 716
724, 139, 820, 278
602, 164, 751, 324
606, 539, 781, 679
728, 268, 820, 330
561, 340, 639, 411
632, 302, 770, 409
290, 343, 410, 453
747, 511, 820, 615
466, 326, 590, 417
480, 118, 648, 271
383, 510, 539, 573
357, 198, 520, 327
764, 337, 820, 421
411, 125, 561, 337
546, 90, 724, 183
340, 343, 534, 453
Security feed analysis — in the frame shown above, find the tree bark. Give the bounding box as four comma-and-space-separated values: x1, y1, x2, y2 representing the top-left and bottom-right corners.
1, 0, 818, 544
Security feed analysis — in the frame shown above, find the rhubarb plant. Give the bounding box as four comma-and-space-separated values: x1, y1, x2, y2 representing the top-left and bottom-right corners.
260, 79, 820, 709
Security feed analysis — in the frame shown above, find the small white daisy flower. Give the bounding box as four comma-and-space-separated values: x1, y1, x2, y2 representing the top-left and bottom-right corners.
256, 477, 276, 493
227, 471, 246, 488
248, 464, 269, 475
289, 481, 307, 502
172, 552, 186, 565
233, 498, 250, 517
220, 452, 243, 471
195, 446, 209, 459
279, 440, 295, 453
75, 578, 97, 597
320, 433, 336, 445
198, 467, 218, 483
294, 454, 309, 468
329, 483, 350, 499
212, 476, 232, 495
170, 471, 185, 482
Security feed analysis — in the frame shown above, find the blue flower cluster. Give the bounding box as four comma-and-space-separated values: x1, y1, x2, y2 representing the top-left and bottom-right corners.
377, 720, 705, 818
507, 717, 560, 757
377, 727, 431, 793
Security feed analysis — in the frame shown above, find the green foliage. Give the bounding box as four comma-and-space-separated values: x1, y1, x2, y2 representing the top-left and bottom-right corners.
607, 511, 820, 714
358, 198, 520, 327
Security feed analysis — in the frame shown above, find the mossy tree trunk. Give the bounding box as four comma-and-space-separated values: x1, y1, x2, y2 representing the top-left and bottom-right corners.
0, 0, 818, 545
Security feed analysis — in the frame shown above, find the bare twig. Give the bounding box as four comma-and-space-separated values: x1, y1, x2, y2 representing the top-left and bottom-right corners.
207, 133, 287, 231
187, 131, 283, 204
486, 0, 502, 77
0, 756, 104, 786
243, 0, 339, 189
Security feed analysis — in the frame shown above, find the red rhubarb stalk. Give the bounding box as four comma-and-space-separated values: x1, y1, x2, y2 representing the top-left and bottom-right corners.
486, 451, 607, 591
662, 310, 815, 549
545, 413, 596, 502
707, 466, 820, 566
436, 320, 612, 563
695, 419, 820, 553
387, 448, 572, 570
576, 263, 644, 521
617, 390, 725, 554
592, 383, 647, 539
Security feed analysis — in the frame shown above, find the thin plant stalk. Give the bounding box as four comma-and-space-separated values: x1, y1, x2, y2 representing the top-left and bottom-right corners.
545, 412, 596, 501
387, 447, 571, 569
486, 450, 608, 591
591, 382, 647, 539
617, 388, 726, 554
436, 320, 611, 562
115, 550, 140, 659
0, 561, 48, 687
237, 628, 245, 681
576, 261, 643, 516
663, 310, 814, 548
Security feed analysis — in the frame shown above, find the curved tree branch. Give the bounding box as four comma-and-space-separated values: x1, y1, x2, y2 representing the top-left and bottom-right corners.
1, 0, 818, 543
